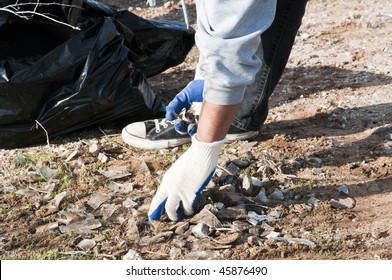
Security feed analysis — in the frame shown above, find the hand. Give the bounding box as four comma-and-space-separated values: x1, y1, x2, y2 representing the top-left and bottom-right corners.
165, 80, 204, 136
148, 136, 223, 221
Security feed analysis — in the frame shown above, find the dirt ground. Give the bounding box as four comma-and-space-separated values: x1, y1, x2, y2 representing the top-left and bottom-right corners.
1, 0, 392, 260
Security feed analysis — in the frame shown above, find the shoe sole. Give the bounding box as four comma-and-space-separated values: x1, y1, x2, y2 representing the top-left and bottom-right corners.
121, 127, 191, 149
225, 131, 259, 142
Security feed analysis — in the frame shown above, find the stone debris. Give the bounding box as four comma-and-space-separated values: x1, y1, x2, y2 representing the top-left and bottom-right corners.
35, 222, 59, 234
338, 185, 350, 195
256, 188, 269, 204
269, 189, 285, 201
59, 214, 102, 234
190, 207, 222, 229
247, 211, 275, 226
77, 239, 96, 251
39, 165, 58, 181
330, 196, 356, 209
98, 152, 109, 163
86, 193, 111, 210
192, 223, 211, 239
213, 185, 245, 206
174, 221, 190, 235
99, 166, 132, 180
108, 181, 134, 193
123, 249, 144, 260
232, 158, 250, 168
45, 191, 67, 214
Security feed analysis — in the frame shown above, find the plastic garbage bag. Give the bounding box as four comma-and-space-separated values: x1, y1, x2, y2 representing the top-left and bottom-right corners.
0, 0, 195, 148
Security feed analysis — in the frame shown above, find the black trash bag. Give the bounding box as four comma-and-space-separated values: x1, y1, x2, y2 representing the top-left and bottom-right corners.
0, 0, 195, 148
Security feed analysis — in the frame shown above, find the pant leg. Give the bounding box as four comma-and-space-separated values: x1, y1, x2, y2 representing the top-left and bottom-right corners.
231, 0, 308, 131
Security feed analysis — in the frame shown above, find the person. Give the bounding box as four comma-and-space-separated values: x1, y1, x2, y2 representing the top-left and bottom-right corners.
122, 0, 308, 221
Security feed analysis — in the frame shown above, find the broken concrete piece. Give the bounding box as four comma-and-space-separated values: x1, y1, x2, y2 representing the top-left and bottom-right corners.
190, 207, 222, 229
330, 196, 356, 209
77, 239, 96, 251
86, 193, 111, 210
192, 223, 211, 239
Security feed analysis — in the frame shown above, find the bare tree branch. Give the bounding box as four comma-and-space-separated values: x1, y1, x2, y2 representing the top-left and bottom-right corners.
0, 1, 82, 30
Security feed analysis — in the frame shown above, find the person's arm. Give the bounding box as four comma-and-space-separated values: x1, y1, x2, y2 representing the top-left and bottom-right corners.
196, 0, 276, 107
148, 0, 277, 222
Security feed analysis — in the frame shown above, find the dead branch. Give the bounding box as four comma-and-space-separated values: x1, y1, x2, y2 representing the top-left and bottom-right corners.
0, 1, 81, 30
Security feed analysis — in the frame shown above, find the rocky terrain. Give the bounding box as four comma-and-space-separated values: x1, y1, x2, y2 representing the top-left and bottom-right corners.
1, 0, 391, 260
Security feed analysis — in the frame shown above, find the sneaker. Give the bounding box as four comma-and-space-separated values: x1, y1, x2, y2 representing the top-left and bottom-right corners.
121, 118, 258, 149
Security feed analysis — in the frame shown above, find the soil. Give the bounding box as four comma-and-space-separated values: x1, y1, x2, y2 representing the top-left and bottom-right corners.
1, 0, 392, 260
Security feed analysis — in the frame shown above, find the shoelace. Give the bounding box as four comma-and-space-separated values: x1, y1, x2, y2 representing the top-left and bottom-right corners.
154, 119, 175, 133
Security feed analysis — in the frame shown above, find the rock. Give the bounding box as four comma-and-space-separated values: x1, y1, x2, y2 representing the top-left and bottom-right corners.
139, 231, 173, 246
305, 157, 323, 168
46, 192, 67, 214
241, 173, 260, 196
251, 177, 263, 187
174, 221, 190, 235
35, 222, 59, 234
247, 211, 274, 225
330, 196, 356, 209
88, 142, 101, 155
269, 189, 285, 201
123, 249, 144, 260
307, 197, 320, 207
39, 166, 58, 181
122, 197, 140, 209
232, 158, 250, 168
213, 232, 241, 245
86, 193, 111, 210
213, 187, 245, 206
98, 153, 109, 163
263, 231, 282, 239
192, 223, 211, 239
226, 162, 240, 175
108, 181, 134, 193
256, 188, 269, 204
169, 247, 182, 259
126, 217, 140, 239
59, 215, 102, 234
99, 166, 132, 180
216, 207, 247, 220
77, 239, 96, 251
338, 185, 349, 195
190, 207, 222, 229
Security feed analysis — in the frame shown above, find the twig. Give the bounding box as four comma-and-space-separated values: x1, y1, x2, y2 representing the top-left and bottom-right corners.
35, 120, 50, 148
0, 2, 82, 30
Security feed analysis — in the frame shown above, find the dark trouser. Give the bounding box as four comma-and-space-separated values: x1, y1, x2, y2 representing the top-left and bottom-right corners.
231, 0, 308, 131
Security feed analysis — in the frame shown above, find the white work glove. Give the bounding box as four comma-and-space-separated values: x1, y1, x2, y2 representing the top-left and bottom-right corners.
148, 135, 224, 221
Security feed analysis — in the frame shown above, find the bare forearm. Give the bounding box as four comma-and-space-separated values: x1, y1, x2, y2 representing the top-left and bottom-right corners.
196, 100, 239, 143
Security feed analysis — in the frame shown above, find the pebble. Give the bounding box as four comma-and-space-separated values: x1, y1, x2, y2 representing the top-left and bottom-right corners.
338, 185, 349, 195
123, 249, 144, 260
174, 221, 190, 235
307, 197, 320, 207
87, 193, 111, 210
213, 187, 245, 206
77, 239, 96, 251
269, 189, 285, 201
98, 152, 109, 163
256, 188, 269, 204
190, 208, 222, 229
192, 223, 211, 239
330, 196, 356, 209
242, 173, 258, 196
232, 158, 250, 168
251, 177, 263, 187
